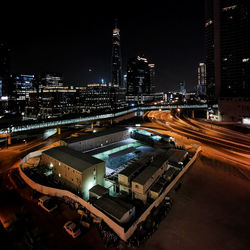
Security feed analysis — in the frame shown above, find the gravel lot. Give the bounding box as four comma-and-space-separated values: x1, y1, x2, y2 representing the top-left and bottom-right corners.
139, 153, 250, 250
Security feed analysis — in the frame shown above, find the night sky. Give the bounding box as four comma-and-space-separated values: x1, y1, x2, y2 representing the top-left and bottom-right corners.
2, 2, 204, 92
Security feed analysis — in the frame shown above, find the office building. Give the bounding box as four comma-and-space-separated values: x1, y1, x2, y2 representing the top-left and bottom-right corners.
0, 42, 15, 114
205, 0, 250, 121
149, 64, 156, 93
111, 20, 122, 87
127, 55, 151, 96
13, 74, 34, 113
0, 42, 11, 98
197, 63, 207, 96
179, 82, 186, 94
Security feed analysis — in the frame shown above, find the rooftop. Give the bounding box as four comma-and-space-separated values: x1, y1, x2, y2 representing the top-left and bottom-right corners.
91, 196, 134, 221
43, 146, 104, 172
165, 148, 188, 163
150, 177, 167, 193
118, 154, 153, 179
61, 127, 128, 144
89, 184, 109, 197
132, 154, 168, 185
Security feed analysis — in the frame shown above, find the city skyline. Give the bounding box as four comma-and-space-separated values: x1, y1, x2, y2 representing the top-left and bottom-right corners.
1, 2, 204, 92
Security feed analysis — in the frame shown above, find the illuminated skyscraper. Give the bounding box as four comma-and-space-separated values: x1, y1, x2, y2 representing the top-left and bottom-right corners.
111, 20, 122, 87
127, 55, 151, 95
149, 64, 156, 93
197, 63, 207, 95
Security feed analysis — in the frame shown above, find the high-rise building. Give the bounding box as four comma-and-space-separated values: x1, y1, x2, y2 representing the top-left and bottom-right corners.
179, 82, 186, 94
0, 42, 11, 98
205, 0, 250, 121
149, 64, 156, 93
126, 55, 151, 95
197, 63, 207, 96
111, 20, 122, 87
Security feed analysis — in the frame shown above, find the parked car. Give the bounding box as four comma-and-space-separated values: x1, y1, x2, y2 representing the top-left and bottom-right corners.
64, 221, 81, 238
38, 196, 58, 213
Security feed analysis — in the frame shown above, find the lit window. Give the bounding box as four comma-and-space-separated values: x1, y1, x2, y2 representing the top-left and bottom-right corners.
205, 19, 213, 27
222, 5, 237, 11
242, 58, 249, 62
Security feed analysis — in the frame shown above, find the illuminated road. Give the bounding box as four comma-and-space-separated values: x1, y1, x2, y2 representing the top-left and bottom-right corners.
141, 111, 250, 250
145, 110, 250, 171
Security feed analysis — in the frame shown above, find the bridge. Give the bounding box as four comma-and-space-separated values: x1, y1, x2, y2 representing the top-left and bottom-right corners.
0, 104, 217, 135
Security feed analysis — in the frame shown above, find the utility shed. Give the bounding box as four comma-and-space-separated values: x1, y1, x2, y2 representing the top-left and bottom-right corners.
89, 184, 109, 199
91, 196, 135, 224
40, 146, 105, 199
165, 148, 189, 168
131, 154, 168, 202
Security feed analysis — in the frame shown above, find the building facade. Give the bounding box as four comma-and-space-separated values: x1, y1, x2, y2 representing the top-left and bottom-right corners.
60, 128, 131, 152
126, 55, 159, 105
40, 146, 105, 199
111, 21, 122, 88
197, 63, 207, 96
205, 0, 250, 121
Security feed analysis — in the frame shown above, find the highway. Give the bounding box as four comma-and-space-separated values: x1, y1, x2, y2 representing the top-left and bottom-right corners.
141, 110, 250, 250
145, 110, 250, 172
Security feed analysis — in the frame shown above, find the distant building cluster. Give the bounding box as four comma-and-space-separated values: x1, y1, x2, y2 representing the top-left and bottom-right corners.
1, 3, 250, 122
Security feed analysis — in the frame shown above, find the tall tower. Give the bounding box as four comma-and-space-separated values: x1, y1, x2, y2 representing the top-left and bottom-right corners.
197, 63, 207, 95
205, 0, 250, 99
205, 0, 250, 121
111, 20, 122, 87
127, 55, 151, 95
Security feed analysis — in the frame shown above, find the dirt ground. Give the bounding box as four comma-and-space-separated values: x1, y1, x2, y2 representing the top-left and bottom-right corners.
139, 153, 250, 250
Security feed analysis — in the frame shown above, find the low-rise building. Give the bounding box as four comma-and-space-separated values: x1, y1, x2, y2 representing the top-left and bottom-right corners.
89, 184, 109, 199
91, 196, 135, 224
149, 177, 167, 200
118, 155, 153, 193
60, 127, 130, 152
40, 146, 105, 199
131, 155, 168, 202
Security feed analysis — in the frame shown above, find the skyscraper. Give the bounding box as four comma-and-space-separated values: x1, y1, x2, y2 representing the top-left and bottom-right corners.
205, 0, 250, 121
197, 63, 207, 96
179, 82, 186, 94
111, 20, 122, 87
148, 64, 156, 93
0, 42, 11, 98
126, 55, 151, 95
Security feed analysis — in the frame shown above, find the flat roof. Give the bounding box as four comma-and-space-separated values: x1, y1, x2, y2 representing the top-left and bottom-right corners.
132, 154, 167, 185
61, 127, 127, 144
89, 184, 109, 196
43, 146, 104, 172
118, 154, 153, 179
91, 196, 134, 221
165, 148, 188, 163
150, 177, 166, 193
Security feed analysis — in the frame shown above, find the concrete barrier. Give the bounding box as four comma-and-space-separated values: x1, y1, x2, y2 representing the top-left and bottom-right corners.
19, 146, 202, 241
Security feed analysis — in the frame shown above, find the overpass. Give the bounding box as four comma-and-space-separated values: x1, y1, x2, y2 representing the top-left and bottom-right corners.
0, 104, 217, 135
